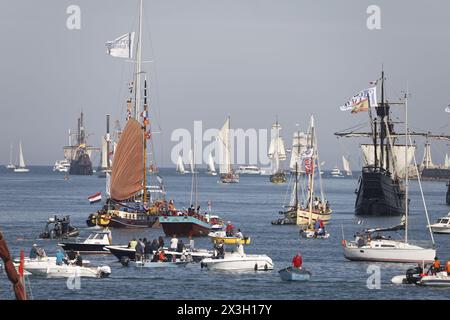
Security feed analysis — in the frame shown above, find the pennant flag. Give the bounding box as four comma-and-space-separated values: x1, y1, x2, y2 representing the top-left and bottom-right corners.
106, 32, 135, 59
340, 87, 378, 113
446, 105, 450, 113
88, 192, 102, 204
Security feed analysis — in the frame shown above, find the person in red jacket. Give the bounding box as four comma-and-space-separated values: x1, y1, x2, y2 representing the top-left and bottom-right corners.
292, 252, 302, 269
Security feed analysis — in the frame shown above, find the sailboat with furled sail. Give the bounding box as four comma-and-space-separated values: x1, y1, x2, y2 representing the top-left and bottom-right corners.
217, 116, 239, 183
268, 120, 287, 183
86, 0, 174, 228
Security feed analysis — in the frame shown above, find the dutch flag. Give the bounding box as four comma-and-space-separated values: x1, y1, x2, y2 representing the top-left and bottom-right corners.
88, 192, 102, 204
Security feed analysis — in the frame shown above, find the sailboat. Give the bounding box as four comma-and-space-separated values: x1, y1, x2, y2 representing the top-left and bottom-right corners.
14, 141, 30, 173
343, 92, 436, 263
296, 116, 332, 228
176, 155, 186, 174
336, 71, 415, 216
342, 155, 352, 176
217, 116, 239, 183
6, 143, 16, 169
207, 152, 217, 176
188, 149, 196, 174
268, 120, 287, 184
86, 0, 173, 228
289, 131, 308, 175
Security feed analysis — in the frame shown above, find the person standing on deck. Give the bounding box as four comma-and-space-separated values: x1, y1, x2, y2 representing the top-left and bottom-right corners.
170, 235, 178, 251
225, 222, 235, 237
292, 252, 302, 269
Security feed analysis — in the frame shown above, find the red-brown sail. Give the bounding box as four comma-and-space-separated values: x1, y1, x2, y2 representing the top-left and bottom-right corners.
110, 118, 144, 201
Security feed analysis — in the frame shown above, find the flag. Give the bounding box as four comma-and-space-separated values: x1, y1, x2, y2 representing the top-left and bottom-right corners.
88, 192, 102, 204
301, 148, 314, 175
340, 87, 378, 113
446, 105, 450, 113
106, 32, 135, 59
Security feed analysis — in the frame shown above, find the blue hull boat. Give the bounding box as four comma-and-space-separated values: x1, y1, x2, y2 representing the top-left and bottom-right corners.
279, 267, 311, 281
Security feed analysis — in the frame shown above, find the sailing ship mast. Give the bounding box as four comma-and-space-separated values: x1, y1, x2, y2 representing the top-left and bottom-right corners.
307, 116, 315, 226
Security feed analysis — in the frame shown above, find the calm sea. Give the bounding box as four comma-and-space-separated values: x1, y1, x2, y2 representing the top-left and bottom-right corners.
0, 166, 449, 300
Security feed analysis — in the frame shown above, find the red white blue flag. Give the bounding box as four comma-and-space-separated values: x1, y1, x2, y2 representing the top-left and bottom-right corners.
88, 192, 102, 204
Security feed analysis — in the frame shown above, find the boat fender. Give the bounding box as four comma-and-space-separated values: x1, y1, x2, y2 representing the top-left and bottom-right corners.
120, 256, 130, 267
254, 263, 258, 271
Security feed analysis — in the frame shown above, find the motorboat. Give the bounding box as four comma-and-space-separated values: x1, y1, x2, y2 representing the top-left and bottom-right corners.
419, 272, 450, 287
208, 231, 251, 245
104, 245, 212, 263
13, 256, 91, 274
428, 213, 450, 234
299, 228, 330, 239
279, 267, 311, 281
330, 167, 344, 177
237, 165, 262, 175
200, 246, 273, 271
130, 260, 189, 268
44, 265, 111, 278
391, 266, 450, 287
58, 229, 112, 254
53, 159, 70, 173
39, 215, 79, 239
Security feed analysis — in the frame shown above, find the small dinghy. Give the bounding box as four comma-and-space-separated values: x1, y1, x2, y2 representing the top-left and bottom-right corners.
58, 229, 112, 254
299, 228, 330, 239
279, 267, 311, 281
419, 272, 450, 287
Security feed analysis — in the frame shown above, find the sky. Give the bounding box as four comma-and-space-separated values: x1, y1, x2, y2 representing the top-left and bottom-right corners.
0, 0, 449, 168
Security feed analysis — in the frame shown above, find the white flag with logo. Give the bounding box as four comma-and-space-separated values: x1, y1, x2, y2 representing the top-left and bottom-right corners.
106, 32, 135, 59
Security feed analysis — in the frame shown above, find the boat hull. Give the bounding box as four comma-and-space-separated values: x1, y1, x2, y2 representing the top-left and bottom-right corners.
132, 261, 188, 268
69, 153, 93, 175
419, 273, 450, 287
269, 172, 287, 184
58, 243, 109, 254
279, 267, 311, 281
219, 173, 239, 183
201, 254, 273, 271
296, 209, 332, 226
343, 244, 436, 263
446, 181, 450, 205
107, 210, 159, 229
159, 216, 211, 237
355, 168, 405, 216
14, 168, 29, 173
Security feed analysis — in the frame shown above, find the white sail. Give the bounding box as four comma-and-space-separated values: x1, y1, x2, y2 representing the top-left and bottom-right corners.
268, 122, 286, 174
218, 117, 231, 174
189, 149, 195, 173
208, 153, 216, 173
360, 144, 415, 177
342, 155, 352, 176
176, 155, 185, 174
18, 141, 26, 168
444, 153, 449, 168
289, 131, 309, 171
106, 171, 111, 196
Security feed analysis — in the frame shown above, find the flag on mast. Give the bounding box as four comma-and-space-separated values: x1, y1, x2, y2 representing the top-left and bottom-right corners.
340, 87, 378, 113
106, 32, 135, 59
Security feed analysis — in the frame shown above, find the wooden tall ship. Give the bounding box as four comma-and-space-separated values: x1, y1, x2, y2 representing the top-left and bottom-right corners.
64, 112, 98, 175
268, 119, 287, 184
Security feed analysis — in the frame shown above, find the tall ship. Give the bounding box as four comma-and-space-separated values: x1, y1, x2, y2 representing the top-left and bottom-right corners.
288, 130, 308, 175
419, 138, 450, 181
64, 112, 98, 175
268, 119, 287, 184
336, 71, 415, 216
86, 0, 173, 228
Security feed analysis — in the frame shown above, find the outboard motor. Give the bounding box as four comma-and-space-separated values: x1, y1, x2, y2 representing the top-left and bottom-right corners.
99, 266, 111, 278
405, 267, 422, 284
120, 256, 130, 267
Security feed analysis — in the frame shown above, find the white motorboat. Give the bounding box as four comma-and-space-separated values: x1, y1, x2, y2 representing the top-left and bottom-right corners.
200, 250, 273, 271
53, 159, 70, 172
45, 265, 111, 278
237, 165, 262, 175
330, 166, 343, 177
428, 213, 450, 234
58, 229, 112, 254
14, 256, 92, 274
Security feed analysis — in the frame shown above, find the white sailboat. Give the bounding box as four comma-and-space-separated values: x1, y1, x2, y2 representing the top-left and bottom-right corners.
342, 155, 352, 176
188, 149, 196, 173
268, 120, 287, 183
343, 92, 436, 263
217, 116, 239, 183
207, 152, 217, 176
6, 143, 16, 169
289, 131, 308, 175
176, 155, 186, 174
14, 141, 30, 173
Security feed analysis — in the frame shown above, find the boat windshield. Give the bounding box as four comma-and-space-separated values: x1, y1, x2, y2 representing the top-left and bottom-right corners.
438, 218, 449, 224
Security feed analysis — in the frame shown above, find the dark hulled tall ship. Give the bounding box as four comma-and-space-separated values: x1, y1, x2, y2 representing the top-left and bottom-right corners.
336, 71, 410, 216
63, 112, 98, 175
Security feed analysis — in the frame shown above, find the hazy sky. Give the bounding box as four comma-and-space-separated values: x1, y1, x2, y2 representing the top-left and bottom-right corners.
1, 0, 449, 168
